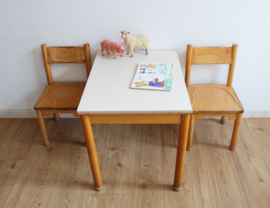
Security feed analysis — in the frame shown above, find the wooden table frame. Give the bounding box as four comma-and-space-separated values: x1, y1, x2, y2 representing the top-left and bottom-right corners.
80, 113, 190, 192
77, 50, 193, 192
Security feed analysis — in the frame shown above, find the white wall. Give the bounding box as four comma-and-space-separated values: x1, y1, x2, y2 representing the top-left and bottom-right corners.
1, 0, 270, 118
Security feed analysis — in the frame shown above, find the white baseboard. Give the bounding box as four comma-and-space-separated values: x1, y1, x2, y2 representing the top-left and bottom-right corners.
0, 109, 269, 118
242, 110, 270, 118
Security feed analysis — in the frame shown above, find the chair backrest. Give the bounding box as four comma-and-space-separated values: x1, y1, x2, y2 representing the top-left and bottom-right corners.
41, 44, 92, 85
185, 44, 238, 87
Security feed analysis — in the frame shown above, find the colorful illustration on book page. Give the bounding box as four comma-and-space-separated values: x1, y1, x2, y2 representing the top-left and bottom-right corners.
131, 63, 174, 91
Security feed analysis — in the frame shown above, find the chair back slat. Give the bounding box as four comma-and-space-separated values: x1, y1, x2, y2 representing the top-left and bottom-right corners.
185, 44, 238, 87
191, 47, 232, 64
47, 47, 86, 64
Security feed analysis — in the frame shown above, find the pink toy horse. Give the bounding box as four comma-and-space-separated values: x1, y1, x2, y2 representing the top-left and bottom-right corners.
100, 40, 126, 59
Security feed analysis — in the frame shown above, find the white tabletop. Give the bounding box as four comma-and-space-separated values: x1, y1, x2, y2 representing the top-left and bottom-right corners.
77, 50, 192, 115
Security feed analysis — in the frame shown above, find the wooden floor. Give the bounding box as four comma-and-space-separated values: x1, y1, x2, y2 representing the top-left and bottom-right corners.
0, 118, 270, 208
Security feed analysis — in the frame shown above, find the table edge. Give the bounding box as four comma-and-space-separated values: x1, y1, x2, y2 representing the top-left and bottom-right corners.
77, 110, 193, 115
78, 50, 193, 115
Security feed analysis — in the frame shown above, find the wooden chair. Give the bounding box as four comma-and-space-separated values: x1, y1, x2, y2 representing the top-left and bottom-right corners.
34, 44, 91, 146
185, 44, 244, 151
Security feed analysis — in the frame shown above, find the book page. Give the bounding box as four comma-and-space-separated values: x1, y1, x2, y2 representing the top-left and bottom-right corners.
131, 63, 174, 91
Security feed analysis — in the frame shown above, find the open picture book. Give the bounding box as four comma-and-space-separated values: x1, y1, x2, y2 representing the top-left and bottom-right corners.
131, 63, 174, 91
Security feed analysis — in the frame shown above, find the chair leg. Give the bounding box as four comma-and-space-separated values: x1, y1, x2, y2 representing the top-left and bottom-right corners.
36, 110, 49, 146
220, 116, 227, 124
54, 113, 60, 121
186, 114, 195, 151
229, 113, 243, 150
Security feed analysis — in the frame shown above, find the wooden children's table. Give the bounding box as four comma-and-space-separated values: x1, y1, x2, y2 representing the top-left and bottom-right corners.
77, 50, 192, 192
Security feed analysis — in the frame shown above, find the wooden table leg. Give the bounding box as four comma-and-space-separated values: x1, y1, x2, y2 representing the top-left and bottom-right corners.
80, 115, 104, 191
173, 114, 190, 192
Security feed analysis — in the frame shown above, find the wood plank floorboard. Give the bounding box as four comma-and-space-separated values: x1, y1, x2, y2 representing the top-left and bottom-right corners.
0, 118, 269, 208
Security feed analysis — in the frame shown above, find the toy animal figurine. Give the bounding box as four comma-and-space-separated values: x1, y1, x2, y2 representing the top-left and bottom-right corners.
134, 81, 148, 87
121, 30, 150, 57
100, 40, 126, 59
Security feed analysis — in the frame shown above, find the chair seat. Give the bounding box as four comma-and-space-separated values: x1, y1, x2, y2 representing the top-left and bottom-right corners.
34, 82, 86, 110
187, 84, 244, 113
